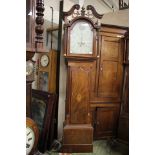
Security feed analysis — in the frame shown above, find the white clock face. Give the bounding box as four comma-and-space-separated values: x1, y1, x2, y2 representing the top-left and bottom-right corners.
26, 127, 35, 155
40, 55, 49, 67
26, 60, 34, 76
70, 21, 93, 54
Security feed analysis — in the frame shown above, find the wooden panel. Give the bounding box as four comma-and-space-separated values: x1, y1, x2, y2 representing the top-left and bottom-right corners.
96, 35, 123, 100
98, 61, 118, 97
63, 125, 93, 144
68, 62, 94, 124
94, 107, 119, 138
49, 51, 57, 93
89, 25, 128, 140
100, 26, 128, 35
102, 37, 120, 60
122, 66, 129, 114
117, 116, 129, 143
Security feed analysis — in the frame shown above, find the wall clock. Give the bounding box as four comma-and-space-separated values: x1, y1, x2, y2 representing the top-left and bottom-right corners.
26, 117, 39, 155
37, 50, 57, 93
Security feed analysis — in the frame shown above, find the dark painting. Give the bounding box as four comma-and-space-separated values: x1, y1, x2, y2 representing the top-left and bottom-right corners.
31, 89, 57, 153
32, 97, 46, 132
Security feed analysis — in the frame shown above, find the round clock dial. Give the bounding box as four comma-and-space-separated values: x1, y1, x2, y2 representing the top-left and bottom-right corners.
26, 118, 39, 155
26, 60, 34, 76
40, 54, 49, 67
26, 127, 35, 155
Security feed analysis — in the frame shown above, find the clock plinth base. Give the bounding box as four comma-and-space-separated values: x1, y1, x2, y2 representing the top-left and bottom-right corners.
62, 124, 93, 153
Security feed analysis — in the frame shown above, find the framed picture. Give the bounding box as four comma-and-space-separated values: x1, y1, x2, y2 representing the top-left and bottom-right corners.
31, 89, 57, 153
119, 0, 129, 10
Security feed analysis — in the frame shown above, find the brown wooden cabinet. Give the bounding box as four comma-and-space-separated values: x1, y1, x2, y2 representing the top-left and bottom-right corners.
93, 106, 120, 139
66, 61, 95, 124
90, 25, 129, 140
97, 36, 123, 99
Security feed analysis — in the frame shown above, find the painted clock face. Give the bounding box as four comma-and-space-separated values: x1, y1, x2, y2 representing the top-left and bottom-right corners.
40, 54, 49, 67
26, 127, 35, 155
70, 21, 93, 54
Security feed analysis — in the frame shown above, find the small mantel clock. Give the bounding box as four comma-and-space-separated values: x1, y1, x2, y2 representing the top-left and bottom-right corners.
62, 5, 103, 153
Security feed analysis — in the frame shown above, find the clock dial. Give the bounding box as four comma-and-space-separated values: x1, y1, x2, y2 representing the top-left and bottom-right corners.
40, 54, 49, 67
70, 22, 93, 54
26, 60, 34, 76
26, 127, 35, 155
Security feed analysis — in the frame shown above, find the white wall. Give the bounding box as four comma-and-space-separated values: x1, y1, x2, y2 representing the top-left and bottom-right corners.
44, 0, 61, 24
57, 36, 67, 140
101, 9, 129, 27
63, 0, 111, 13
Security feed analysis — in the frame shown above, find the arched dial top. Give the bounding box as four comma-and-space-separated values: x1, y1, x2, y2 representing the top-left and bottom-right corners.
70, 21, 93, 54
63, 5, 103, 60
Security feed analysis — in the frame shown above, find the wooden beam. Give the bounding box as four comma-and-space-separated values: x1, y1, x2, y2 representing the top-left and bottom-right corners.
46, 26, 59, 32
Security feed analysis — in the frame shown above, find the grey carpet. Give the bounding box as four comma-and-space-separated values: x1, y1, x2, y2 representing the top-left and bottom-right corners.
44, 140, 129, 155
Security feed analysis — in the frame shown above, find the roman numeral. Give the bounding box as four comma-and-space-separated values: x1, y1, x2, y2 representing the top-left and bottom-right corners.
27, 132, 31, 136
26, 143, 30, 148
28, 137, 32, 141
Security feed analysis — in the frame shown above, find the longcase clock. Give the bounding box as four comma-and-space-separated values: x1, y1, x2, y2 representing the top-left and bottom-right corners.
62, 5, 103, 153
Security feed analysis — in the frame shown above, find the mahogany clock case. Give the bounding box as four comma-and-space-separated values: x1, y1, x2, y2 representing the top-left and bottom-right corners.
62, 4, 104, 153
31, 89, 57, 153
